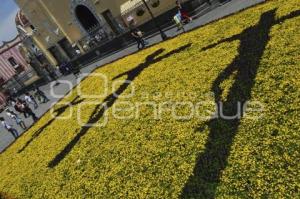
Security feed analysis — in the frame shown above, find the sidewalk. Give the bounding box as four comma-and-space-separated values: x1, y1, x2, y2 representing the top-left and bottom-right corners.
0, 0, 265, 153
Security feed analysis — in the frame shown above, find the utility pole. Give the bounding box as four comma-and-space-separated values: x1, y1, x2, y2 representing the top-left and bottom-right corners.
141, 0, 168, 41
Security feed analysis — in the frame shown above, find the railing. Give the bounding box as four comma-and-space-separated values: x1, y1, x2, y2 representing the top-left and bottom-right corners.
78, 17, 129, 52
3, 69, 38, 93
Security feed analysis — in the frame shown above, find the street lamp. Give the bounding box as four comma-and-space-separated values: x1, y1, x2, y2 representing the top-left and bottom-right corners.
141, 0, 168, 41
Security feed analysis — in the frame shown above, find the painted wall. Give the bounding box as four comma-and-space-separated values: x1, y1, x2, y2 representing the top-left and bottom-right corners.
0, 36, 32, 107
0, 36, 30, 82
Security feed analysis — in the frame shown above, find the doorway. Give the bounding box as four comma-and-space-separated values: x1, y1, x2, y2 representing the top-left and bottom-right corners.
75, 5, 100, 33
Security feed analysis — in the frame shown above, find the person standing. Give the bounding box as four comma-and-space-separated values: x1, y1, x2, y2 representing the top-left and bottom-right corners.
131, 28, 146, 50
0, 117, 19, 139
6, 109, 26, 130
24, 92, 38, 109
15, 98, 38, 122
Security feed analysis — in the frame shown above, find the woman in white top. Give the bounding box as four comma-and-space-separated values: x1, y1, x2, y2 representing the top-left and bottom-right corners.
24, 92, 38, 109
0, 117, 19, 139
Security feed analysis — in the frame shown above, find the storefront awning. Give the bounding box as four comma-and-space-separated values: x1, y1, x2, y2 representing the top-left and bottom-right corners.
120, 0, 150, 15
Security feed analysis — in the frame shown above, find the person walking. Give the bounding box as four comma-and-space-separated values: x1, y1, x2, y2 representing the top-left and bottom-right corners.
6, 109, 26, 130
174, 11, 185, 32
24, 92, 38, 109
0, 117, 19, 139
15, 98, 38, 122
131, 28, 146, 50
176, 0, 192, 23
34, 87, 50, 103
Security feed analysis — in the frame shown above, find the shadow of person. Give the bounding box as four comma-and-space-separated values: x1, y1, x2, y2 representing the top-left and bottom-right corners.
18, 96, 84, 153
48, 43, 192, 168
181, 9, 300, 198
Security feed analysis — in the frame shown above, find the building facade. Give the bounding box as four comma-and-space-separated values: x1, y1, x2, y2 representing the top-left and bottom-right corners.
16, 10, 53, 82
0, 36, 27, 83
0, 35, 38, 107
14, 0, 186, 66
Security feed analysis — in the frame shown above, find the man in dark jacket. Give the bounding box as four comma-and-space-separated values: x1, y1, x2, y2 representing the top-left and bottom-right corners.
131, 28, 146, 50
15, 98, 38, 122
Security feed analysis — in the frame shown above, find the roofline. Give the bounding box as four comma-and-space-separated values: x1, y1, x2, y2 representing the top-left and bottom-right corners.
0, 35, 20, 49
0, 35, 22, 54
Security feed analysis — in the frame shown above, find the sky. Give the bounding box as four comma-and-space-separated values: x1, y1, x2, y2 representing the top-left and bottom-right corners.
0, 0, 19, 45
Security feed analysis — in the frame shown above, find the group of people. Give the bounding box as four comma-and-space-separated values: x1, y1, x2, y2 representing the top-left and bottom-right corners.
1, 87, 49, 139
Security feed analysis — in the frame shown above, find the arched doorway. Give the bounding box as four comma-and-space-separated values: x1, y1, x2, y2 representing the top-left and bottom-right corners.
75, 5, 100, 33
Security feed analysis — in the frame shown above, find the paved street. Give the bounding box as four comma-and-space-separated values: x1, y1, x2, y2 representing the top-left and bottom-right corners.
0, 0, 264, 152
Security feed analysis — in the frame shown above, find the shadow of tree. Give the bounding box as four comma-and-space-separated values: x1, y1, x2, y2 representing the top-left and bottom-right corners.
48, 43, 192, 168
181, 9, 300, 198
18, 96, 84, 153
